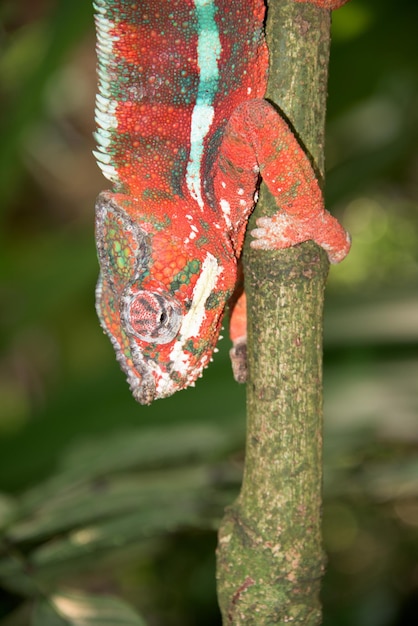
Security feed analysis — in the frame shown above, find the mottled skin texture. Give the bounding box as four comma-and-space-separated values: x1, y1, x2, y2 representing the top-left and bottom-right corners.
93, 0, 350, 404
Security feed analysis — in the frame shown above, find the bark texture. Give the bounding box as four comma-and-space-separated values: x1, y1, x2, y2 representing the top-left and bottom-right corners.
217, 1, 333, 624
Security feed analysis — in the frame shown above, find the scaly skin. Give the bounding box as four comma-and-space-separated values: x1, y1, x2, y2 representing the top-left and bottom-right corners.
93, 0, 350, 404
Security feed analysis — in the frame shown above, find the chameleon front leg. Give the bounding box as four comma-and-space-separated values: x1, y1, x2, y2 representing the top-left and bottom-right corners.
215, 99, 350, 263
247, 100, 351, 262
229, 291, 248, 384
213, 99, 350, 381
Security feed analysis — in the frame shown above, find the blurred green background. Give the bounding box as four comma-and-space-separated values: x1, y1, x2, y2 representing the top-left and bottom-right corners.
0, 0, 417, 624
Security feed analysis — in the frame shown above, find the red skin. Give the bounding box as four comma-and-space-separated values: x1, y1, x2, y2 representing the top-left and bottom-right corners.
94, 0, 350, 403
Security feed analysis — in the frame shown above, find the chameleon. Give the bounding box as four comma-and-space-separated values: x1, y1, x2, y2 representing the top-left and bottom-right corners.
93, 0, 351, 405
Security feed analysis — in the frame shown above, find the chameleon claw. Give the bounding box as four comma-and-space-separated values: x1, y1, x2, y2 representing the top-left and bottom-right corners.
322, 231, 352, 264
250, 214, 298, 250
230, 337, 247, 384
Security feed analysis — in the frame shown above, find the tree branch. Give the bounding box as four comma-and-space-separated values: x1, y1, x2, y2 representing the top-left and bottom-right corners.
217, 1, 333, 623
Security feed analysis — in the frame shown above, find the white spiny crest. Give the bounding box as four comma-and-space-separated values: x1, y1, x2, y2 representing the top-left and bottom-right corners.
93, 2, 120, 184
93, 0, 106, 15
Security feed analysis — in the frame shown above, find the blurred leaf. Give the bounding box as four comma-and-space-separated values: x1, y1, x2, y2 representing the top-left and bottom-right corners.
324, 357, 418, 442
331, 1, 374, 42
61, 422, 235, 476
0, 229, 96, 337
360, 459, 418, 501
32, 590, 146, 626
0, 502, 205, 595
0, 552, 38, 598
0, 22, 48, 93
325, 296, 418, 346
7, 466, 213, 543
0, 0, 92, 204
0, 493, 16, 528
16, 422, 241, 515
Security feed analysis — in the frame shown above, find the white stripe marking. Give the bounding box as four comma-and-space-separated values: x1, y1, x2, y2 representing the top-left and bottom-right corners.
168, 252, 222, 376
220, 198, 232, 229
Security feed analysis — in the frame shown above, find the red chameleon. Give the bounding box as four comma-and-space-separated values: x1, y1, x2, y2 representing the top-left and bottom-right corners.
93, 0, 351, 404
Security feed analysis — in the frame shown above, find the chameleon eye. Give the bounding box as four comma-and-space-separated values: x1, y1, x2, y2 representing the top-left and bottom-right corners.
125, 291, 182, 344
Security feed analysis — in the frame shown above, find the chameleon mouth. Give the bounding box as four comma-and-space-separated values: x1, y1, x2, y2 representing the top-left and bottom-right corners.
124, 339, 195, 405
128, 364, 188, 404
128, 345, 205, 404
122, 344, 158, 405
123, 355, 158, 405
130, 377, 156, 405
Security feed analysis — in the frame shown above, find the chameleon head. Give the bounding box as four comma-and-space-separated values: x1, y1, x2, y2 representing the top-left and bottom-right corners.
95, 192, 233, 404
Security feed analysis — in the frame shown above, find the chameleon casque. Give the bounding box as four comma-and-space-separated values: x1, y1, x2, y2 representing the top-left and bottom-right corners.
93, 0, 350, 405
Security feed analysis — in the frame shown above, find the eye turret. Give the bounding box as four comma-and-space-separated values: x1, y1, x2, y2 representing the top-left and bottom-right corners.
124, 291, 182, 344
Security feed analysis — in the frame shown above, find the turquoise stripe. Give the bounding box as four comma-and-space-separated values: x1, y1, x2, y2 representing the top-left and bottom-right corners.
195, 0, 221, 102
186, 0, 221, 209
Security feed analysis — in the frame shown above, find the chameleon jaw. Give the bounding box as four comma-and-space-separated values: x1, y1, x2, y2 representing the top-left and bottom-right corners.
128, 369, 156, 405
125, 251, 225, 403
126, 343, 209, 404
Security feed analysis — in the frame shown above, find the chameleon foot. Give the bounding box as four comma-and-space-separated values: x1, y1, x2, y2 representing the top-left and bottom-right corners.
230, 337, 247, 383
250, 213, 351, 264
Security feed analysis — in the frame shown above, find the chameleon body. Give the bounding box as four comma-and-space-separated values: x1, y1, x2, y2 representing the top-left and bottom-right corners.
93, 0, 350, 404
